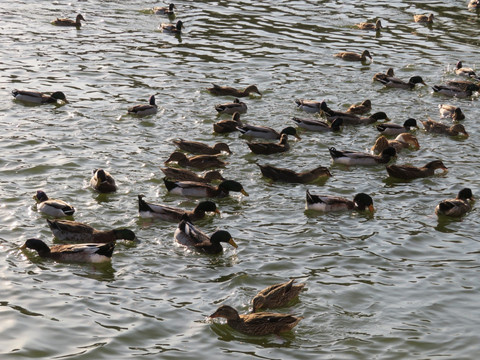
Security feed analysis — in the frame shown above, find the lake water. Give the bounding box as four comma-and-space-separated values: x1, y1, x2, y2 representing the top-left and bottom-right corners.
1, 0, 479, 359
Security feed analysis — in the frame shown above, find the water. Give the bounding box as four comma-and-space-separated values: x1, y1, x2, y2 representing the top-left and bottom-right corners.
1, 0, 479, 359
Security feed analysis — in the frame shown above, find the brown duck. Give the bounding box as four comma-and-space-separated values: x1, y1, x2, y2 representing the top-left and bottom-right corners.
161, 167, 225, 183
421, 119, 469, 137
252, 279, 306, 312
173, 139, 232, 155
90, 169, 117, 193
386, 160, 448, 180
213, 112, 243, 133
247, 134, 290, 155
346, 99, 372, 115
164, 152, 227, 170
334, 50, 372, 61
257, 163, 331, 183
435, 188, 474, 217
371, 133, 420, 154
207, 84, 262, 97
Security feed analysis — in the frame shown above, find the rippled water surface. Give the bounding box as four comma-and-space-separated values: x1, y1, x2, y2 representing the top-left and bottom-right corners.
1, 1, 480, 359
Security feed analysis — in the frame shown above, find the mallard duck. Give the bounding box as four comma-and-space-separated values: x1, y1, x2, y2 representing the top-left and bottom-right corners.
173, 139, 232, 155
371, 133, 420, 154
257, 163, 331, 183
21, 239, 114, 263
163, 178, 248, 198
51, 14, 85, 27
376, 118, 418, 136
355, 19, 382, 30
378, 75, 426, 89
445, 80, 480, 92
164, 152, 226, 170
414, 14, 434, 23
432, 83, 477, 97
439, 104, 465, 121
127, 95, 157, 116
252, 279, 306, 312
291, 117, 343, 132
33, 190, 75, 217
46, 219, 137, 243
346, 99, 371, 115
435, 188, 474, 217
294, 99, 323, 113
90, 169, 117, 193
329, 146, 396, 166
138, 195, 219, 222
468, 0, 479, 8
213, 112, 243, 133
174, 215, 237, 254
305, 190, 374, 212
207, 84, 262, 97
421, 119, 469, 137
334, 50, 372, 62
247, 134, 290, 155
153, 3, 175, 15
455, 61, 478, 78
329, 111, 389, 125
215, 98, 247, 114
161, 167, 225, 183
160, 20, 183, 33
210, 305, 302, 336
386, 160, 448, 180
373, 68, 395, 82
12, 89, 68, 104
237, 125, 301, 140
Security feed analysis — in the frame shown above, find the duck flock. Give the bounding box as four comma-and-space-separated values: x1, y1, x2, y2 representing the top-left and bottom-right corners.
12, 2, 480, 338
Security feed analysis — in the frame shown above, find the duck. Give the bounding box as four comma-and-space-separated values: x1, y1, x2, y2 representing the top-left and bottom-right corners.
414, 14, 434, 23
334, 50, 372, 62
346, 99, 371, 115
12, 89, 68, 104
439, 104, 465, 121
305, 190, 374, 212
468, 0, 479, 9
329, 111, 389, 125
455, 61, 478, 79
164, 152, 227, 170
21, 239, 114, 263
386, 160, 448, 180
160, 20, 183, 33
207, 84, 262, 97
237, 124, 301, 140
210, 305, 302, 336
432, 83, 477, 97
435, 188, 474, 217
173, 139, 232, 155
138, 195, 219, 222
33, 190, 75, 217
51, 14, 85, 27
373, 68, 395, 82
213, 112, 243, 133
215, 98, 247, 114
163, 178, 248, 198
161, 167, 225, 183
445, 80, 480, 92
294, 99, 323, 113
90, 169, 118, 193
371, 133, 420, 154
420, 119, 469, 137
257, 163, 331, 183
291, 117, 343, 132
376, 118, 418, 136
174, 215, 237, 254
247, 134, 290, 155
127, 95, 157, 116
329, 146, 396, 166
46, 219, 137, 243
153, 3, 175, 15
355, 19, 382, 30
252, 279, 306, 312
378, 75, 426, 89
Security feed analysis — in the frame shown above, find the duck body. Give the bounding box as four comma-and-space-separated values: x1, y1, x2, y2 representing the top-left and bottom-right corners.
257, 163, 331, 183
432, 83, 476, 97
376, 118, 418, 136
153, 3, 175, 15
378, 75, 426, 89
439, 104, 465, 121
127, 95, 157, 116
371, 133, 420, 154
160, 20, 183, 33
445, 80, 479, 92
51, 14, 85, 27
468, 0, 479, 8
247, 134, 290, 155
33, 190, 75, 217
161, 167, 225, 183
322, 102, 388, 125
90, 169, 117, 193
213, 112, 243, 133
414, 14, 434, 23
207, 84, 261, 97
334, 50, 372, 62
386, 160, 448, 180
306, 190, 374, 212
165, 152, 226, 170
355, 19, 382, 30
12, 89, 68, 104
373, 68, 395, 82
21, 239, 114, 263
435, 188, 473, 217
455, 61, 478, 79
252, 279, 306, 312
163, 178, 248, 198
421, 119, 469, 137
295, 99, 323, 113
329, 146, 396, 166
210, 305, 302, 336
237, 124, 300, 140
173, 139, 231, 155
346, 99, 371, 115
215, 98, 247, 114
291, 117, 342, 132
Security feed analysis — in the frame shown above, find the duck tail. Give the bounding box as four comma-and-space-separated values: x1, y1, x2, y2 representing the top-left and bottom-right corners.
138, 195, 153, 212
328, 147, 343, 159
163, 177, 177, 191
46, 218, 58, 230
96, 242, 115, 258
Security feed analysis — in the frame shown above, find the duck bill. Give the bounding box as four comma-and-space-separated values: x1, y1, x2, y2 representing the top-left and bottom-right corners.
241, 189, 249, 196
228, 238, 238, 249
368, 205, 375, 212
463, 132, 469, 138
294, 134, 302, 140
214, 209, 221, 215
20, 243, 27, 250
209, 311, 220, 318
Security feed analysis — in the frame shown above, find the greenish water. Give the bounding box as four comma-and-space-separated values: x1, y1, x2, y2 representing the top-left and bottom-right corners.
1, 1, 480, 359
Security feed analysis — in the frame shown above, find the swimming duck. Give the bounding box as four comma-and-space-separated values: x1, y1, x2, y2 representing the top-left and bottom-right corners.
90, 169, 118, 193
305, 190, 374, 212
21, 239, 114, 263
213, 112, 243, 133
420, 119, 469, 137
163, 178, 248, 198
371, 133, 420, 154
161, 167, 225, 183
295, 99, 323, 113
153, 3, 175, 15
252, 279, 306, 312
237, 124, 301, 140
455, 61, 478, 79
160, 20, 183, 33
173, 139, 232, 155
432, 83, 477, 97
207, 84, 262, 97
439, 104, 465, 121
174, 215, 237, 254
291, 117, 343, 132
210, 305, 302, 336
445, 80, 480, 92
51, 14, 85, 27
355, 19, 382, 30
414, 14, 434, 23
373, 68, 395, 82
386, 160, 448, 180
435, 188, 474, 217
329, 146, 396, 166
247, 134, 290, 155
346, 99, 372, 115
164, 152, 227, 170
33, 190, 75, 217
138, 195, 219, 222
215, 98, 247, 114
12, 89, 68, 104
127, 95, 157, 116
378, 75, 426, 89
334, 50, 372, 62
468, 0, 479, 8
376, 118, 418, 136
257, 163, 331, 183
46, 219, 137, 243
329, 111, 389, 125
